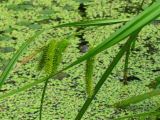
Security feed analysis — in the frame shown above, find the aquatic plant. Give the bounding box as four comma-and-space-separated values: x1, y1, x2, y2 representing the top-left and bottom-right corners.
0, 0, 160, 120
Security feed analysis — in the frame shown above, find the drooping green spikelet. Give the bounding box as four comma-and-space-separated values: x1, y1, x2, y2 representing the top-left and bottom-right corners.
44, 40, 58, 75
52, 39, 69, 74
37, 39, 69, 75
85, 51, 95, 98
37, 47, 48, 71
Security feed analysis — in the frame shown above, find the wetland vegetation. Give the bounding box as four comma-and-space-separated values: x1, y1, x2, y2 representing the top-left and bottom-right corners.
0, 0, 160, 120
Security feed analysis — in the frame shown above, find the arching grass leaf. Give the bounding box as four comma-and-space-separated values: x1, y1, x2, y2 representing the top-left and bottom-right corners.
113, 111, 160, 120
113, 89, 160, 108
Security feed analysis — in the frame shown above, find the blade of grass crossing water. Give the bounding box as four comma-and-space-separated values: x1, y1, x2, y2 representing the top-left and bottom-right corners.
113, 111, 160, 120
62, 1, 160, 71
113, 89, 160, 108
0, 76, 50, 100
57, 18, 129, 27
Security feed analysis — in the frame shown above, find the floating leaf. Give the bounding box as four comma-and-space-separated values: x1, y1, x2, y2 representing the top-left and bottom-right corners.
17, 21, 32, 26
28, 23, 42, 30
75, 0, 93, 3
7, 1, 34, 11
0, 47, 16, 53
3, 27, 16, 33
147, 76, 160, 89
0, 35, 12, 41
40, 9, 56, 15
37, 15, 53, 21
155, 76, 160, 82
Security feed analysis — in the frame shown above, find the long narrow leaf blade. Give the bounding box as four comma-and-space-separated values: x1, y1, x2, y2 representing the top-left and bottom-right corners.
113, 111, 160, 120
0, 76, 50, 100
57, 18, 129, 27
113, 89, 160, 108
62, 1, 160, 71
0, 30, 44, 88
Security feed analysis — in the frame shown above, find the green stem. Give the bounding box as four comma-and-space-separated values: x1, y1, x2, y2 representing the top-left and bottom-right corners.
123, 44, 131, 84
85, 56, 94, 98
123, 29, 141, 84
123, 1, 144, 84
39, 76, 50, 120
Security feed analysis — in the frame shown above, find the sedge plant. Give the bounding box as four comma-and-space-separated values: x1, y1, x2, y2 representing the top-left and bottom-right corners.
0, 1, 160, 120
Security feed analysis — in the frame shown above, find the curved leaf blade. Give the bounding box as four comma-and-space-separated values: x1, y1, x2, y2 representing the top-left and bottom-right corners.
57, 18, 129, 27
0, 30, 44, 88
113, 111, 160, 120
113, 89, 160, 108
0, 76, 49, 100
63, 1, 160, 71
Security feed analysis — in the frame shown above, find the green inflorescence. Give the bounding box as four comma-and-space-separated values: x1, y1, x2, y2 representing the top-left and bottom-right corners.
44, 40, 58, 75
52, 39, 69, 73
38, 39, 69, 75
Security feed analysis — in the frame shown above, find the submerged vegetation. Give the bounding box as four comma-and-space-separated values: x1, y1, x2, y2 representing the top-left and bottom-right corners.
0, 0, 160, 120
